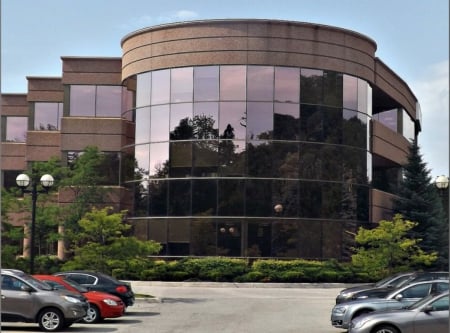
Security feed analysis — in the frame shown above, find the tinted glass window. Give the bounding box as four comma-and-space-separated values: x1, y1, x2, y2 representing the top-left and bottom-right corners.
135, 107, 150, 144
96, 86, 122, 117
70, 85, 95, 116
168, 180, 191, 215
4, 116, 27, 142
135, 144, 150, 178
170, 103, 193, 140
218, 179, 245, 215
219, 102, 247, 140
220, 66, 246, 100
191, 220, 216, 256
151, 105, 170, 142
323, 71, 343, 108
192, 179, 217, 215
136, 72, 151, 107
247, 102, 273, 140
274, 67, 300, 103
247, 66, 274, 101
343, 75, 358, 110
193, 102, 219, 139
150, 142, 169, 177
171, 67, 193, 103
274, 103, 300, 140
374, 109, 398, 132
194, 66, 219, 101
151, 69, 170, 105
301, 69, 323, 105
34, 102, 62, 130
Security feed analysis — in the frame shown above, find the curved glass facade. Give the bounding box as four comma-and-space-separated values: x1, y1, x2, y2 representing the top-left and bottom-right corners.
122, 65, 372, 259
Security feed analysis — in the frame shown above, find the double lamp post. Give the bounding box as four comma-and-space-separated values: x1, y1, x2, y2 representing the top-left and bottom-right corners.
16, 172, 54, 274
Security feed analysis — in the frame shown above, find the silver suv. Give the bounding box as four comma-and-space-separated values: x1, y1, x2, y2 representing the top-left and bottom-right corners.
1, 269, 89, 331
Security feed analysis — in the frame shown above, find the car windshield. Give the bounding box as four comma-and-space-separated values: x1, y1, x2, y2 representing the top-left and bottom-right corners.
20, 274, 53, 291
374, 275, 397, 287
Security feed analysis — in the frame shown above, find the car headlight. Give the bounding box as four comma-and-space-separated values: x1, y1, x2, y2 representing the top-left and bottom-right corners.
103, 299, 119, 306
63, 295, 81, 303
333, 306, 347, 314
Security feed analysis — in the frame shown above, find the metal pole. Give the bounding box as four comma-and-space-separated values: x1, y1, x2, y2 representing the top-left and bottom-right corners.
30, 181, 38, 274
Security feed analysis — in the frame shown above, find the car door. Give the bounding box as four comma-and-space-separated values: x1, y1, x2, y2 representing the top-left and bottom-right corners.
414, 294, 449, 333
1, 275, 36, 320
393, 282, 433, 307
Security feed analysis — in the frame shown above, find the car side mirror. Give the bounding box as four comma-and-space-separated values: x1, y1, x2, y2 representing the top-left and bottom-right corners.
394, 294, 403, 301
423, 305, 434, 313
20, 284, 33, 292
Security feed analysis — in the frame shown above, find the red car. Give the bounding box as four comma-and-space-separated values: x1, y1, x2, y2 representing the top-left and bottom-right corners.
34, 275, 125, 323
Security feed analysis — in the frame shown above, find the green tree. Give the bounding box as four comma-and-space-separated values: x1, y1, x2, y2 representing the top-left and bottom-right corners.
392, 139, 448, 269
351, 214, 437, 278
63, 207, 161, 274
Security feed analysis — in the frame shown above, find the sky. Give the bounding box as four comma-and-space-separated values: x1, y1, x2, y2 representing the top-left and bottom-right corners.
1, 0, 449, 178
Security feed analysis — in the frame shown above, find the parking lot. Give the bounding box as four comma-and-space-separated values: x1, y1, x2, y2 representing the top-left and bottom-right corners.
2, 282, 349, 333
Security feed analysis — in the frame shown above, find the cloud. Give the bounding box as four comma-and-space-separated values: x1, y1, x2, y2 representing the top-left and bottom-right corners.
120, 10, 199, 32
410, 60, 449, 176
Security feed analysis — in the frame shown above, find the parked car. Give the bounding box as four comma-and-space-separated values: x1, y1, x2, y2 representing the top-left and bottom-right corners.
1, 269, 88, 332
331, 280, 449, 330
348, 290, 449, 333
34, 274, 125, 323
54, 271, 135, 307
337, 271, 450, 304
336, 272, 415, 304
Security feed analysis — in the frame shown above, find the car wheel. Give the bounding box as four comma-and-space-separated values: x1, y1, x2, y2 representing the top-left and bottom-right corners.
83, 304, 101, 323
372, 324, 400, 333
38, 307, 65, 331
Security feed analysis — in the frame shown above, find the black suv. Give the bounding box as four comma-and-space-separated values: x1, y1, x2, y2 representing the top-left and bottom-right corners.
54, 271, 135, 307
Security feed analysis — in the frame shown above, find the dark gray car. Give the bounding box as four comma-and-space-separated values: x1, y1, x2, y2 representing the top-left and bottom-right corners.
1, 269, 89, 331
348, 290, 449, 333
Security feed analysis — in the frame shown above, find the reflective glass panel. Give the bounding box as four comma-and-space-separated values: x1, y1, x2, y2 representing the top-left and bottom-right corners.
300, 69, 323, 105
135, 144, 150, 178
247, 66, 274, 101
218, 140, 246, 176
217, 220, 241, 256
191, 219, 217, 255
300, 104, 322, 142
96, 86, 122, 117
168, 180, 192, 215
150, 142, 169, 178
298, 220, 322, 258
246, 179, 272, 216
135, 107, 150, 144
343, 109, 367, 148
299, 143, 322, 180
247, 140, 273, 177
136, 72, 151, 107
149, 181, 169, 216
192, 179, 217, 215
299, 181, 322, 218
272, 221, 300, 257
246, 102, 273, 140
5, 116, 27, 142
271, 179, 299, 217
218, 179, 245, 216
151, 105, 170, 142
274, 67, 300, 103
343, 75, 358, 110
219, 102, 247, 140
272, 142, 299, 178
194, 66, 219, 101
171, 67, 193, 103
122, 87, 134, 117
193, 102, 219, 139
402, 109, 415, 141
274, 103, 300, 140
322, 222, 343, 258
151, 69, 170, 105
34, 102, 61, 130
168, 219, 190, 242
374, 109, 397, 132
170, 103, 193, 140
193, 140, 219, 175
357, 79, 368, 113
323, 71, 343, 108
70, 85, 95, 116
169, 142, 192, 176
220, 66, 246, 100
247, 222, 272, 257
323, 106, 342, 144
148, 218, 167, 242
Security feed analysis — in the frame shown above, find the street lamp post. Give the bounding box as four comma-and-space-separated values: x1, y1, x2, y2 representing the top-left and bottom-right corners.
16, 172, 54, 274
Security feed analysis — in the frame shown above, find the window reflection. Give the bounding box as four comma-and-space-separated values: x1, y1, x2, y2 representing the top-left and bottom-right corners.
193, 102, 219, 139
134, 144, 150, 179
150, 142, 169, 177
170, 103, 193, 140
246, 102, 273, 140
3, 116, 27, 142
151, 69, 170, 105
274, 67, 300, 103
151, 105, 169, 142
343, 75, 358, 110
96, 86, 122, 117
136, 72, 151, 107
194, 66, 219, 101
373, 108, 398, 132
34, 102, 62, 130
220, 66, 246, 100
247, 66, 274, 101
219, 102, 246, 140
70, 85, 95, 116
171, 67, 193, 103
135, 107, 150, 144
301, 69, 323, 105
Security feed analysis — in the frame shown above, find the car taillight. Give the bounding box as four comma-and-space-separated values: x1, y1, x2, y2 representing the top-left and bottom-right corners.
116, 285, 128, 293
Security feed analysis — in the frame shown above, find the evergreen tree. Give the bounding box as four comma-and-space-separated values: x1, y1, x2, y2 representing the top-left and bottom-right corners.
392, 139, 448, 269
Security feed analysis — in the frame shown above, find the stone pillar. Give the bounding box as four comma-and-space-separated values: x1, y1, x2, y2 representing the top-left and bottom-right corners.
57, 225, 65, 260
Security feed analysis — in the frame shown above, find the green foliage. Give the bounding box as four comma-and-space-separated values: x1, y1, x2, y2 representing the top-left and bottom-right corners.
351, 214, 437, 278
392, 139, 448, 269
62, 207, 161, 275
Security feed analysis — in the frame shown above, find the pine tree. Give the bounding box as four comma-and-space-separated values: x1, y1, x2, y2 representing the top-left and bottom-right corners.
392, 139, 448, 269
